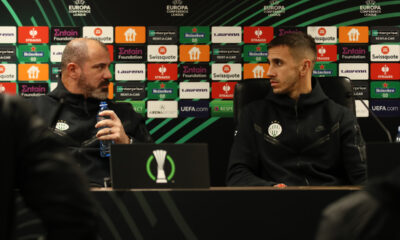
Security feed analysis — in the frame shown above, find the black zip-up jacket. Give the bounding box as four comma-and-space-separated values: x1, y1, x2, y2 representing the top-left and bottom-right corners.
31, 81, 152, 186
227, 79, 367, 186
1, 94, 97, 240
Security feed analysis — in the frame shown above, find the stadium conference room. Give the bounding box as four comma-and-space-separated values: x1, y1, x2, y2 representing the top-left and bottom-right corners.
2, 0, 400, 239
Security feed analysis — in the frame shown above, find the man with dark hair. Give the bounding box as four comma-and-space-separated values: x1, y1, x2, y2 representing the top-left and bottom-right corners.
227, 32, 366, 187
1, 94, 97, 240
32, 38, 152, 187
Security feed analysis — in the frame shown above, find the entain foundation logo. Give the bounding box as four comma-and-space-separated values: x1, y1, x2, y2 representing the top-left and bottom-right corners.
360, 0, 381, 17
69, 0, 91, 17
166, 0, 189, 17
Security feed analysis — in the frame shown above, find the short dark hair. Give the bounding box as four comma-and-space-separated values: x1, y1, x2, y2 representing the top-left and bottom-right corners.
60, 38, 108, 71
268, 32, 317, 63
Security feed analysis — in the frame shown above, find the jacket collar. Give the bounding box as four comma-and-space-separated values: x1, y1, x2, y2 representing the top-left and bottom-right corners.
48, 80, 103, 111
266, 77, 329, 108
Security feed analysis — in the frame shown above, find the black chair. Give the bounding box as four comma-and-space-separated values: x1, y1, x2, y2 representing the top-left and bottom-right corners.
233, 77, 355, 126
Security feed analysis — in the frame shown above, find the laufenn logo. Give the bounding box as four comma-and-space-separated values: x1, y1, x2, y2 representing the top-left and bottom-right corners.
211, 27, 242, 43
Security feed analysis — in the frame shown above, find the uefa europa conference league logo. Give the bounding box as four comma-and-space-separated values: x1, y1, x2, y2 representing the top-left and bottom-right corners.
146, 150, 175, 183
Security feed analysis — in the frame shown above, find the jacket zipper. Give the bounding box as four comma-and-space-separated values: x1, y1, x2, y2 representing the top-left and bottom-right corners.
294, 102, 299, 135
295, 102, 310, 185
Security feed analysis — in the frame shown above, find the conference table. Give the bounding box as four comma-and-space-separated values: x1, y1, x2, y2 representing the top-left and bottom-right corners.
16, 186, 360, 240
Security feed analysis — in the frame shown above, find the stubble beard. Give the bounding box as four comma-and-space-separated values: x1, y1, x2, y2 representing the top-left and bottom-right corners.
78, 75, 109, 100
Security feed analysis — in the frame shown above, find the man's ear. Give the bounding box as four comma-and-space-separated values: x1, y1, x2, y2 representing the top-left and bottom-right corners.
299, 59, 312, 77
66, 63, 81, 79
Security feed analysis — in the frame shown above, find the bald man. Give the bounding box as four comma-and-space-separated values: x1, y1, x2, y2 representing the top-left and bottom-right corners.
227, 32, 366, 187
32, 38, 152, 187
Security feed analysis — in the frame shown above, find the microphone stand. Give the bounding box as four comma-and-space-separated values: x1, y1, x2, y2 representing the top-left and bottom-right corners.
356, 98, 393, 143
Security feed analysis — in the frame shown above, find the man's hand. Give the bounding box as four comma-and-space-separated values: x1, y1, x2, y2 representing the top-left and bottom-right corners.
95, 110, 130, 144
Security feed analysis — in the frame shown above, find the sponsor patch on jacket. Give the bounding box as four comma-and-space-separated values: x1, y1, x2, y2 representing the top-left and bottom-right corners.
267, 121, 282, 138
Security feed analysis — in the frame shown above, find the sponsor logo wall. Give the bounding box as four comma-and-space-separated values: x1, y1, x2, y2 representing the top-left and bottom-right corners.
0, 25, 399, 118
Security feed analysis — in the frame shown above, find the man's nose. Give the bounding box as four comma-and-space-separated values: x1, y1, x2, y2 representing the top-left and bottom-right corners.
104, 68, 112, 79
266, 66, 274, 77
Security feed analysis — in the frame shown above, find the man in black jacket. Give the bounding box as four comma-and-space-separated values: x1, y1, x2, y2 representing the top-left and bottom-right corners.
32, 38, 152, 186
1, 94, 97, 240
316, 167, 400, 239
227, 32, 366, 187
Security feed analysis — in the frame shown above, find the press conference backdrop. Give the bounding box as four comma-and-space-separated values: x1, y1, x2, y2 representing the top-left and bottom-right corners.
1, 0, 400, 186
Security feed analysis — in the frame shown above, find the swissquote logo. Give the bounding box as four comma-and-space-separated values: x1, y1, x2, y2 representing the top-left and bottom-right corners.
211, 63, 241, 81
307, 26, 337, 43
82, 26, 113, 43
370, 45, 400, 62
146, 149, 175, 183
0, 64, 17, 81
147, 45, 178, 62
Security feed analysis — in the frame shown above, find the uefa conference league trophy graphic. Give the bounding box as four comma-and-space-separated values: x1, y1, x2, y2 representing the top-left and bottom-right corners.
153, 149, 167, 183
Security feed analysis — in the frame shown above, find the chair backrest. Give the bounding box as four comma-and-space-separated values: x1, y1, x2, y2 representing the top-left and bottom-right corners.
233, 77, 355, 126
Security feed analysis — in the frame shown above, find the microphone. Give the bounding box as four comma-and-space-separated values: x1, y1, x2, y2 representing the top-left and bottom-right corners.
355, 97, 393, 143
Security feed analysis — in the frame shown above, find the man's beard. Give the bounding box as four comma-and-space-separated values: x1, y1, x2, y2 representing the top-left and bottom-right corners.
78, 75, 109, 100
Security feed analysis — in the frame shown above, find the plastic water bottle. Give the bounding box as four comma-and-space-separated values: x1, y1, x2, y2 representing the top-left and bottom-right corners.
97, 101, 111, 157
396, 126, 400, 143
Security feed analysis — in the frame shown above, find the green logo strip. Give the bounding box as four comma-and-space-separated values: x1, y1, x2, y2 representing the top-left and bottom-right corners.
146, 155, 175, 181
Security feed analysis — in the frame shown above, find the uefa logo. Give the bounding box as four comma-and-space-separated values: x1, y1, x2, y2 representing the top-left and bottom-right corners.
146, 149, 176, 183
